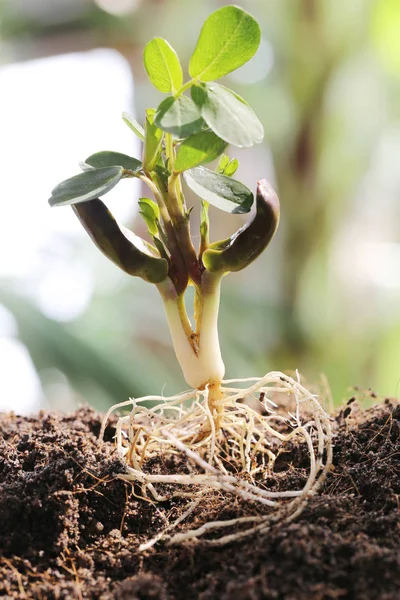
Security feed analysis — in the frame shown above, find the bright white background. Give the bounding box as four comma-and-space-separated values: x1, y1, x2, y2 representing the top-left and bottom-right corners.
0, 49, 140, 413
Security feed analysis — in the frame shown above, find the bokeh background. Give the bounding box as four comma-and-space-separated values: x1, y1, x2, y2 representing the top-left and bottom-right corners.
1, 0, 399, 414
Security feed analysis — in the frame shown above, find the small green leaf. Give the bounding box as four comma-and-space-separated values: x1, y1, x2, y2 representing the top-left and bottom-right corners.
183, 166, 253, 214
224, 158, 239, 177
139, 197, 160, 236
216, 154, 230, 173
189, 5, 260, 81
49, 167, 124, 207
192, 83, 263, 148
122, 112, 145, 141
216, 155, 239, 176
155, 95, 205, 138
143, 37, 183, 93
143, 108, 164, 172
72, 199, 168, 283
203, 179, 280, 273
85, 151, 142, 173
174, 131, 227, 173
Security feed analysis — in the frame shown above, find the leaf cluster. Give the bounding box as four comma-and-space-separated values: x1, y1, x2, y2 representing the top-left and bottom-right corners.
48, 6, 278, 292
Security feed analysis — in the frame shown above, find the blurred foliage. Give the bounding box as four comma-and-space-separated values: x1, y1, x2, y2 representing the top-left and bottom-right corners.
1, 0, 400, 410
0, 287, 145, 409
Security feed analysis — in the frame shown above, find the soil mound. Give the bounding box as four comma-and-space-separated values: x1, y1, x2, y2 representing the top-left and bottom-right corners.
0, 400, 399, 599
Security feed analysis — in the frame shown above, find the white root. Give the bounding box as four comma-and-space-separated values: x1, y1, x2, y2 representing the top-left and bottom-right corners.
101, 371, 333, 547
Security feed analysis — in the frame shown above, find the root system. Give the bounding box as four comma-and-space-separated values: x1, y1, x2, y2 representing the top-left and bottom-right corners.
101, 371, 333, 547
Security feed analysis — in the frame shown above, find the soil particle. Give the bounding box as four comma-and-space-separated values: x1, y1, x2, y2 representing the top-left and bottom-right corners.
0, 401, 399, 599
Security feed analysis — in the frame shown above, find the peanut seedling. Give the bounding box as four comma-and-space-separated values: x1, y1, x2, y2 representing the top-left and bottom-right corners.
49, 5, 332, 546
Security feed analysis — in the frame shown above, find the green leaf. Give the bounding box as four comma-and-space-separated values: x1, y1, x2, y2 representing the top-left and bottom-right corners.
49, 167, 124, 207
73, 199, 168, 284
143, 37, 183, 94
216, 154, 230, 173
224, 158, 239, 177
189, 5, 260, 81
79, 161, 95, 172
192, 83, 263, 148
143, 108, 164, 172
138, 197, 160, 236
183, 166, 253, 214
216, 155, 239, 176
85, 151, 142, 172
155, 95, 205, 138
174, 131, 227, 173
122, 112, 145, 141
203, 179, 280, 273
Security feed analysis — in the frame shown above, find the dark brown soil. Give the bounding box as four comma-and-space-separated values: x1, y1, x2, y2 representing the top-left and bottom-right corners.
0, 399, 399, 599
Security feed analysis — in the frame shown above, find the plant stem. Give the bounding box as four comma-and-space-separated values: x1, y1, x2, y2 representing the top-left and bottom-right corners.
167, 173, 201, 285
158, 271, 225, 391
199, 201, 210, 260
165, 133, 175, 172
175, 78, 198, 97
176, 293, 198, 354
143, 170, 224, 395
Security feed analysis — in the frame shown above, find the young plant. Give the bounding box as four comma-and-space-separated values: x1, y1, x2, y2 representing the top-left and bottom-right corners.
49, 6, 332, 546
49, 6, 277, 411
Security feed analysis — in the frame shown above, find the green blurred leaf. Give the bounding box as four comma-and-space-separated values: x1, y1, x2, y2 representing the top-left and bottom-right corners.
371, 0, 400, 75
155, 95, 205, 137
216, 154, 239, 176
73, 199, 168, 283
139, 197, 160, 236
174, 131, 227, 172
192, 83, 263, 148
143, 37, 183, 93
49, 167, 123, 207
189, 5, 260, 81
216, 154, 230, 173
225, 158, 239, 176
143, 108, 164, 172
85, 151, 142, 172
122, 112, 145, 141
183, 166, 253, 214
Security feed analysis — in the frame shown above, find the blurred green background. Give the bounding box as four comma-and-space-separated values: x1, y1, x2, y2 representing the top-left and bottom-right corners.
1, 0, 399, 413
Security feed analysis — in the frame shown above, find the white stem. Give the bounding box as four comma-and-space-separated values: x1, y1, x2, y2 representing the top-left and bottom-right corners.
158, 273, 225, 389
